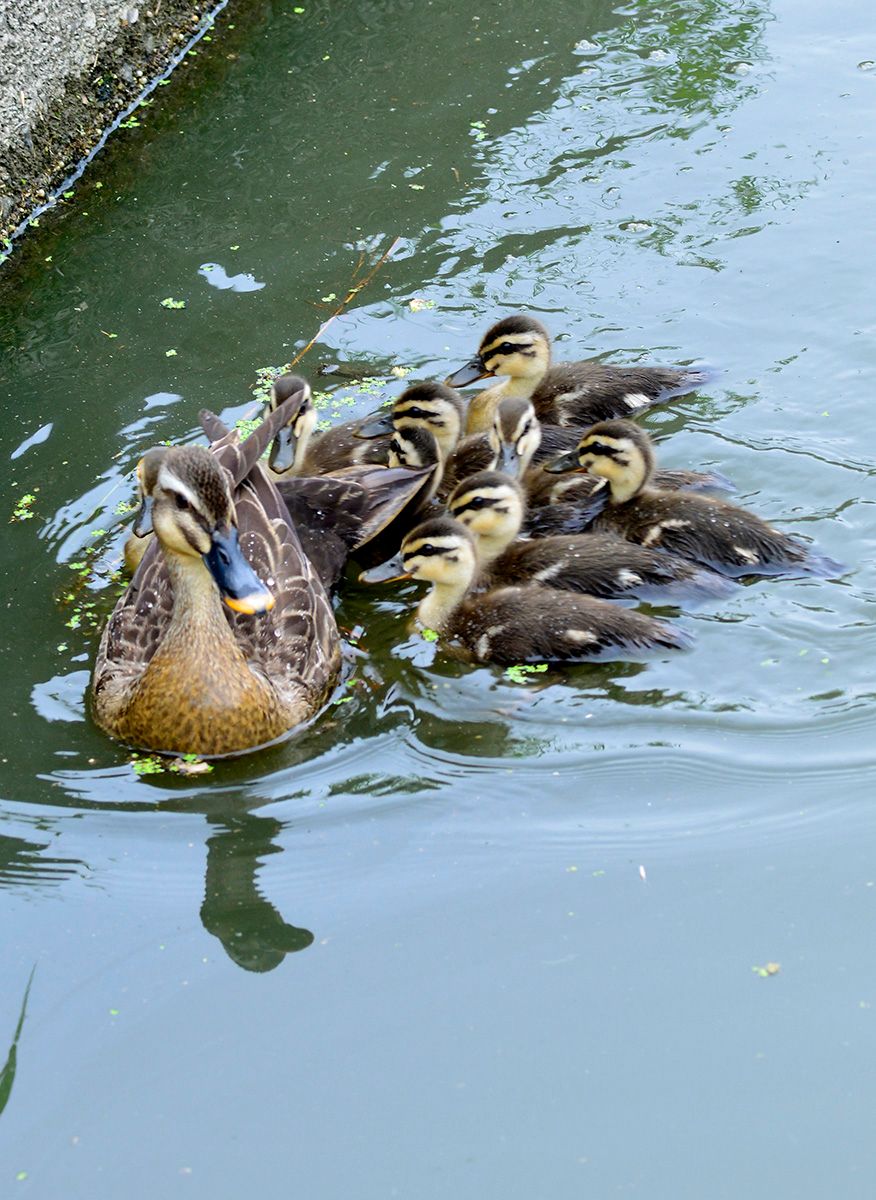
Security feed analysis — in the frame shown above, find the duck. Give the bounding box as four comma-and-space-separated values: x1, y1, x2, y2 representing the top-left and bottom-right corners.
445, 314, 709, 434
93, 386, 342, 756
447, 471, 734, 603
544, 419, 842, 576
386, 424, 445, 507
358, 516, 692, 662
357, 386, 540, 497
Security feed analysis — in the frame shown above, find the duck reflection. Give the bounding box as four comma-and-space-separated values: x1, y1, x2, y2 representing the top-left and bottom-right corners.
199, 812, 314, 973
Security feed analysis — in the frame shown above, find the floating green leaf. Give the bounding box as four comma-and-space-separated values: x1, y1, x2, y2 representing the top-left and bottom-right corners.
504, 662, 549, 685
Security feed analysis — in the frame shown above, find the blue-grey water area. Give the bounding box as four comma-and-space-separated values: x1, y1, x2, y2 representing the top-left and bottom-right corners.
1, 0, 875, 1194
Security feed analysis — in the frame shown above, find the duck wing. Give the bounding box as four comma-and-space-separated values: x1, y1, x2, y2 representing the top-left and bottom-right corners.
226, 463, 340, 700
535, 362, 712, 427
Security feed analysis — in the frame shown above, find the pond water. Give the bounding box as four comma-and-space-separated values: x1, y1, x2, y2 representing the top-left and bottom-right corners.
1, 0, 875, 1193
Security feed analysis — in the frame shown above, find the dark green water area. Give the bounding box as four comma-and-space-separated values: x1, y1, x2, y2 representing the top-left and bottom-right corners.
1, 0, 875, 1193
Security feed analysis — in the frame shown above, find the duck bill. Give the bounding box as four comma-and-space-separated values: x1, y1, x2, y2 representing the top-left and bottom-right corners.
358, 553, 413, 584
445, 356, 491, 387
204, 526, 275, 614
355, 408, 394, 438
497, 442, 521, 475
132, 494, 154, 537
543, 449, 584, 475
268, 425, 298, 474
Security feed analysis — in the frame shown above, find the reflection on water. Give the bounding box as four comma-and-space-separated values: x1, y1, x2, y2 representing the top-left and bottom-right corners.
199, 813, 314, 973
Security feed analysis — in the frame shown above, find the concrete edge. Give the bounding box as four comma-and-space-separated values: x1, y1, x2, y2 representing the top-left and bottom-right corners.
0, 0, 233, 252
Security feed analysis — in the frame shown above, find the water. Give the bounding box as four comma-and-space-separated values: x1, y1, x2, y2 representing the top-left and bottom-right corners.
1, 0, 875, 1193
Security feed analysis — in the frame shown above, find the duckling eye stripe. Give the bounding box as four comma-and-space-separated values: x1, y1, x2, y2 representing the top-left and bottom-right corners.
404, 536, 461, 559
481, 335, 536, 355
452, 488, 512, 515
580, 440, 623, 459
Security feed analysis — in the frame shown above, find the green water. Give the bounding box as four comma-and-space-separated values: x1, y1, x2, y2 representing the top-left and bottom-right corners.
1, 0, 875, 1193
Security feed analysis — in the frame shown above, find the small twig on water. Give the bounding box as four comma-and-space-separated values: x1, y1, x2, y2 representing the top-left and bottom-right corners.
287, 236, 400, 369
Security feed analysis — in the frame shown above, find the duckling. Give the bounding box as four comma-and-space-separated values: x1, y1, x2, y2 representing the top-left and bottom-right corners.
446, 314, 709, 434
387, 424, 445, 507
473, 399, 733, 535
93, 389, 341, 756
355, 381, 466, 461
266, 374, 388, 476
359, 516, 692, 662
358, 386, 534, 497
448, 472, 734, 603
546, 420, 841, 576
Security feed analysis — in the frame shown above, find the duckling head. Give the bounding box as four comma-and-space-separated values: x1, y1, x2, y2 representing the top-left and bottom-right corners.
355, 382, 464, 458
446, 314, 551, 387
267, 373, 316, 475
143, 445, 274, 613
130, 446, 167, 538
488, 396, 541, 475
387, 424, 441, 471
359, 516, 478, 591
390, 383, 464, 459
546, 419, 654, 504
448, 470, 525, 554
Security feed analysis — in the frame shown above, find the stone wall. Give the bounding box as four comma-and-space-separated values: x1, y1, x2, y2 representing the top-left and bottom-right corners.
0, 0, 221, 245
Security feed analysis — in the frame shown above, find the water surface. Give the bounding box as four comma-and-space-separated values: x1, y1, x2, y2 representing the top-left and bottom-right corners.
1, 0, 876, 1194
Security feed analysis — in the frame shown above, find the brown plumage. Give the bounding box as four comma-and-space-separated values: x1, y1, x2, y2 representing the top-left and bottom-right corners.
359, 516, 692, 662
93, 387, 341, 756
446, 314, 709, 434
200, 408, 434, 592
448, 472, 734, 604
549, 420, 842, 577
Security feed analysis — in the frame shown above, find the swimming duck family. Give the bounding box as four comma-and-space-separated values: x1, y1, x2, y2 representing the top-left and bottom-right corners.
92, 314, 842, 757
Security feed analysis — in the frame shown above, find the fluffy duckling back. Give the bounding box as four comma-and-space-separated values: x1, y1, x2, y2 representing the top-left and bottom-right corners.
547, 419, 842, 577
359, 515, 692, 662
446, 314, 708, 434
448, 471, 734, 603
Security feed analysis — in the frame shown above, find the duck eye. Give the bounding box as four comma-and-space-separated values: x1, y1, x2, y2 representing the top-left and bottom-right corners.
174, 493, 190, 512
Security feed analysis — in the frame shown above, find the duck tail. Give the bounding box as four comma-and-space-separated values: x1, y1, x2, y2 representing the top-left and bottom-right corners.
201, 377, 310, 487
